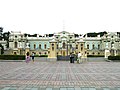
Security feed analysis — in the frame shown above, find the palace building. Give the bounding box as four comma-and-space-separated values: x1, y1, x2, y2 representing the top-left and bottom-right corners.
1, 31, 120, 60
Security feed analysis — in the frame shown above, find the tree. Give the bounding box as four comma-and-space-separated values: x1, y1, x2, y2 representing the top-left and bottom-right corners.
0, 27, 3, 40
0, 43, 4, 54
3, 31, 10, 48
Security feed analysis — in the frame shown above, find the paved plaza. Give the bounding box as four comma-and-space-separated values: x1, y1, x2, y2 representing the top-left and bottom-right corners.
0, 60, 120, 90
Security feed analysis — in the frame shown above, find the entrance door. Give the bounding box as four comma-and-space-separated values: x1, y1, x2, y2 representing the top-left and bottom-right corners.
63, 51, 65, 56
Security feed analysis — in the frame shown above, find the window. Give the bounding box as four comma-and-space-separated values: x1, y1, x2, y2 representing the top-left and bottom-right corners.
87, 52, 89, 55
48, 51, 50, 54
14, 42, 17, 48
92, 44, 95, 49
15, 36, 17, 38
87, 44, 89, 49
98, 44, 100, 49
57, 44, 59, 49
39, 52, 41, 55
44, 44, 47, 49
14, 52, 17, 55
76, 45, 78, 49
92, 52, 94, 55
52, 44, 54, 51
81, 44, 83, 47
70, 44, 72, 49
44, 52, 46, 55
63, 42, 65, 49
39, 44, 41, 49
81, 47, 83, 51
34, 44, 36, 49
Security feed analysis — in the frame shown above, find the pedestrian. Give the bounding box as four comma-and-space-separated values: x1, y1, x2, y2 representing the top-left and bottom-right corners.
70, 52, 72, 63
71, 53, 74, 63
70, 52, 74, 63
78, 52, 82, 64
25, 52, 31, 63
31, 52, 35, 62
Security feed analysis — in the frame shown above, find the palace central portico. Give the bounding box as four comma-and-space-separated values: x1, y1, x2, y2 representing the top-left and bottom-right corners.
47, 31, 87, 60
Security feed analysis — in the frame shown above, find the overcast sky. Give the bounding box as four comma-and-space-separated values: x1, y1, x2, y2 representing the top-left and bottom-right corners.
0, 0, 120, 35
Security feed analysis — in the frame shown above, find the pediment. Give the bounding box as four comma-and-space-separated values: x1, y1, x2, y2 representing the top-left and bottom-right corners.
58, 31, 70, 34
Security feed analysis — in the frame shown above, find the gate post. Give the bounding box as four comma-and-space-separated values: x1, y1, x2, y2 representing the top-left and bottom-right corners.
48, 38, 57, 61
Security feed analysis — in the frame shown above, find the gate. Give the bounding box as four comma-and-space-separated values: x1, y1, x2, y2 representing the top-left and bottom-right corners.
57, 55, 77, 61
57, 55, 70, 61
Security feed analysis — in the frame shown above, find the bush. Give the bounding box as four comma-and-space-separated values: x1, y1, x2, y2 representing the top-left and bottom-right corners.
87, 55, 104, 57
108, 56, 120, 61
30, 55, 48, 57
0, 55, 25, 60
39, 55, 48, 57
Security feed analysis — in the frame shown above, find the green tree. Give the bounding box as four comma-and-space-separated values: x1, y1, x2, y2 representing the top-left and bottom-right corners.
0, 43, 4, 54
0, 27, 3, 40
3, 31, 10, 48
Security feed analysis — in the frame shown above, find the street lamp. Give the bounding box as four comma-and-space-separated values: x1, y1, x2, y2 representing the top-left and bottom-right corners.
0, 47, 1, 55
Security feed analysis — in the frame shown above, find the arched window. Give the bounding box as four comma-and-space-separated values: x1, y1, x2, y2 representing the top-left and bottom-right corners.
87, 52, 89, 55
44, 44, 47, 49
87, 44, 89, 49
98, 52, 100, 55
70, 44, 72, 49
63, 42, 65, 49
52, 44, 54, 51
81, 47, 83, 51
39, 44, 41, 49
39, 52, 41, 55
81, 44, 83, 47
44, 52, 46, 55
57, 44, 59, 49
76, 45, 78, 49
92, 44, 95, 49
98, 44, 100, 49
14, 42, 17, 48
34, 44, 36, 49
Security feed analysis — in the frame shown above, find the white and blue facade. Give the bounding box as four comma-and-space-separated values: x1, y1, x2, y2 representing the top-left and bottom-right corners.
1, 31, 120, 56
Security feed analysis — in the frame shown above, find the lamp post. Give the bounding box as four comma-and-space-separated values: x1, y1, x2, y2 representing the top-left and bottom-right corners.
0, 47, 1, 55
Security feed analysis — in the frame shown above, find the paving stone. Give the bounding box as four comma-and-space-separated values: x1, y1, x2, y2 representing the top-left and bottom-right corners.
67, 87, 74, 90
117, 87, 120, 90
46, 88, 53, 90
31, 87, 39, 90
81, 87, 89, 90
52, 88, 59, 90
1, 87, 11, 90
89, 88, 96, 90
74, 87, 81, 90
102, 88, 110, 90
60, 87, 67, 90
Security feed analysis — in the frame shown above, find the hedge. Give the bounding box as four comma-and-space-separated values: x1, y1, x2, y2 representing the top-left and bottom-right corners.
0, 55, 25, 60
87, 55, 104, 57
31, 55, 48, 57
108, 56, 120, 61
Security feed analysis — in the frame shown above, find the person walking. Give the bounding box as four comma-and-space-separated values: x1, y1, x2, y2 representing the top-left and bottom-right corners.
78, 52, 82, 64
25, 52, 31, 63
31, 52, 35, 62
70, 52, 74, 63
70, 52, 73, 63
